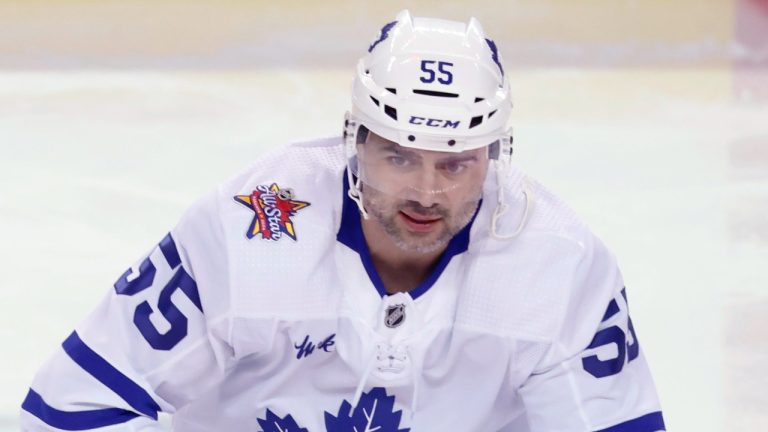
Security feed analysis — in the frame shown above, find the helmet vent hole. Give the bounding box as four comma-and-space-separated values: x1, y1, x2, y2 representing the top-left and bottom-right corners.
384, 105, 398, 120
370, 96, 380, 106
474, 97, 485, 103
488, 109, 497, 118
386, 87, 397, 94
413, 89, 459, 98
469, 115, 483, 129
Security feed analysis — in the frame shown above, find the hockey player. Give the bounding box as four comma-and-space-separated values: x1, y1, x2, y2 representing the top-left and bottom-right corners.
20, 10, 665, 432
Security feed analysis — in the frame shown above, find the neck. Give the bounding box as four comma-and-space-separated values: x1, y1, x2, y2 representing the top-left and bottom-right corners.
361, 217, 445, 294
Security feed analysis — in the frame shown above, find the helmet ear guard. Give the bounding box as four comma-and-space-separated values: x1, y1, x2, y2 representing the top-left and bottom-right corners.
343, 111, 369, 219
487, 128, 514, 162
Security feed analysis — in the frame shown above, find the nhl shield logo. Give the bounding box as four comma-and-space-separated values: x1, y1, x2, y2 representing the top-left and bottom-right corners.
384, 304, 406, 328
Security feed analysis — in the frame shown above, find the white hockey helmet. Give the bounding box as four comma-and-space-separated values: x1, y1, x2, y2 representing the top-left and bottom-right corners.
344, 10, 516, 225
344, 10, 512, 154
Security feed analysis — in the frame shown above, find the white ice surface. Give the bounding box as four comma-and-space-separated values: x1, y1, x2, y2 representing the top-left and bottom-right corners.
1, 69, 766, 431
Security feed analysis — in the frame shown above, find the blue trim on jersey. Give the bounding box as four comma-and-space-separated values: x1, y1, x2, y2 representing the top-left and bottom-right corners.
159, 233, 182, 269
22, 388, 141, 430
337, 171, 479, 299
601, 299, 620, 322
595, 411, 666, 432
62, 331, 161, 420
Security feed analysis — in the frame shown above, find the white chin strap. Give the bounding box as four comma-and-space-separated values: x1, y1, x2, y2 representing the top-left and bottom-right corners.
346, 167, 370, 220
490, 161, 533, 240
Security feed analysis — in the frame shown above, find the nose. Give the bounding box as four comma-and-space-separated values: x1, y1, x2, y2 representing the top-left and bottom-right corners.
407, 167, 445, 208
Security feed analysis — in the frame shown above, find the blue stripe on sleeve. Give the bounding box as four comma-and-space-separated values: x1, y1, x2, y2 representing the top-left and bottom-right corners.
62, 331, 161, 419
595, 411, 666, 432
601, 299, 621, 322
159, 233, 182, 269
22, 388, 141, 431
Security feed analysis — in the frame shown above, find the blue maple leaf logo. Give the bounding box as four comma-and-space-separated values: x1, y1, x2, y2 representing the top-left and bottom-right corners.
324, 387, 410, 432
257, 409, 308, 432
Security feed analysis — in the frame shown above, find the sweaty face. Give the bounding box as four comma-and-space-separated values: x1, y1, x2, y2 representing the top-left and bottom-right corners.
357, 132, 489, 254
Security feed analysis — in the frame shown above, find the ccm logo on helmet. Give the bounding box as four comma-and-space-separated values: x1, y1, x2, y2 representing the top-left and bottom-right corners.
409, 116, 460, 129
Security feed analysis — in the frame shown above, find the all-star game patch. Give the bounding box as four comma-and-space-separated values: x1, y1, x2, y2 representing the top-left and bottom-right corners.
234, 183, 310, 241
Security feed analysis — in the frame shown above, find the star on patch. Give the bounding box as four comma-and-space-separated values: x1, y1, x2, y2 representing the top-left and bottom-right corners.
234, 183, 310, 241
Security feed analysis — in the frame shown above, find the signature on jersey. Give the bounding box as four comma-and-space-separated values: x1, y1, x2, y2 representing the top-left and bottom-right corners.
294, 333, 336, 360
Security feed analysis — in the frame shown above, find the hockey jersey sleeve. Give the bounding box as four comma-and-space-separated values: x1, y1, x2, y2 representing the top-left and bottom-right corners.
20, 190, 233, 431
518, 235, 666, 432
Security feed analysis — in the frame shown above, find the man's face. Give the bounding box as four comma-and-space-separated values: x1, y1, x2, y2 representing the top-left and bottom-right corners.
358, 132, 489, 254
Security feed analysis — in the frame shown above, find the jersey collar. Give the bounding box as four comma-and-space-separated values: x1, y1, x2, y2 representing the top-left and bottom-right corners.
337, 171, 479, 300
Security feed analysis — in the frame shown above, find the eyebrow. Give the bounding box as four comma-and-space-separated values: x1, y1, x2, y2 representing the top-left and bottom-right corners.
377, 143, 421, 158
376, 142, 398, 152
375, 142, 482, 164
437, 154, 479, 164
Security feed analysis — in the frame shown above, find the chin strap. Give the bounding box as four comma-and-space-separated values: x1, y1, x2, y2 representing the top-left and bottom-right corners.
344, 113, 370, 220
490, 161, 533, 240
346, 169, 370, 220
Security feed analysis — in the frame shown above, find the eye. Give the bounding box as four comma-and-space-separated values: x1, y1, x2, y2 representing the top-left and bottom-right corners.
441, 160, 467, 175
388, 155, 409, 167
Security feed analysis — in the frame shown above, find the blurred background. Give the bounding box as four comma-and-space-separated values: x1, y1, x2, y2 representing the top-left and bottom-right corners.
1, 0, 766, 430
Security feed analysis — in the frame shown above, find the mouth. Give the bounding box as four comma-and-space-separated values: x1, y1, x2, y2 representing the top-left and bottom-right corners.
399, 211, 442, 232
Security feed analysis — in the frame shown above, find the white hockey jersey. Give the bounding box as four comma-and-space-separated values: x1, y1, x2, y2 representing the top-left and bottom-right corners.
21, 137, 665, 431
